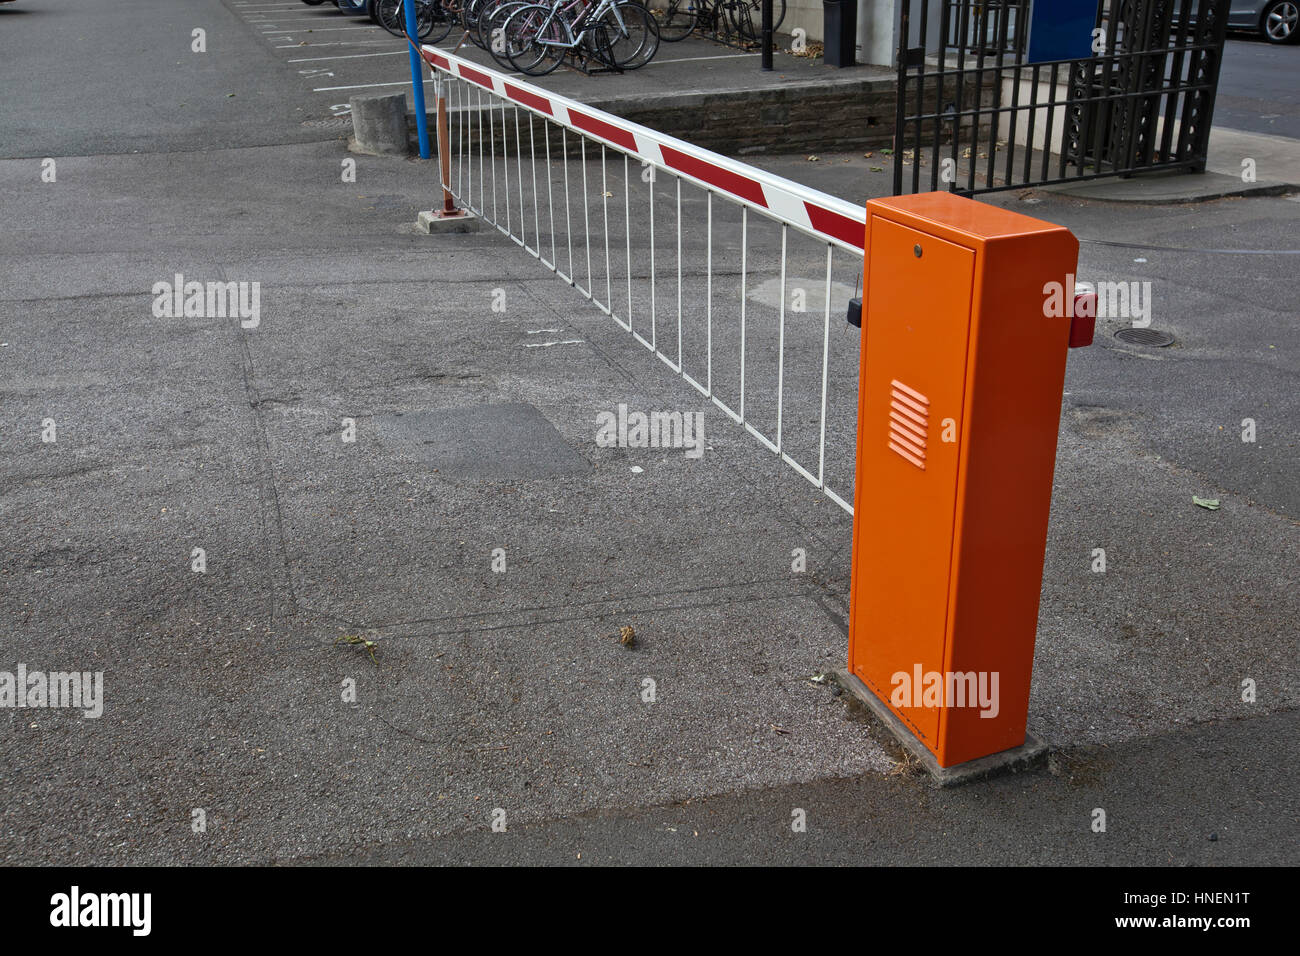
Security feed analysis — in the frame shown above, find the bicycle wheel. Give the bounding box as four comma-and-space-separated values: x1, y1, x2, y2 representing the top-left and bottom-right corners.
597, 1, 659, 69
460, 0, 490, 47
419, 0, 456, 42
728, 0, 782, 40
725, 0, 755, 42
482, 0, 532, 67
473, 0, 503, 47
653, 0, 697, 42
375, 0, 405, 34
505, 5, 569, 77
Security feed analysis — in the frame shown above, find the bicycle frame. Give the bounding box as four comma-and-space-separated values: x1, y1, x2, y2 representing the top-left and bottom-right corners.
530, 0, 631, 51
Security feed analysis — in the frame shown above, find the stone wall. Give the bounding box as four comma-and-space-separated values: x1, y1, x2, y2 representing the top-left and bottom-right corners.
408, 75, 907, 157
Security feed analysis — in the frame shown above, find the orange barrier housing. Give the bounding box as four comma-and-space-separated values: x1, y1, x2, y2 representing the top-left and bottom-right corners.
848, 192, 1081, 768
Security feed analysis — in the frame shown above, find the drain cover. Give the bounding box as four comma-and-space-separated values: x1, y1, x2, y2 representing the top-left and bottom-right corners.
1114, 327, 1175, 347
375, 403, 590, 479
301, 116, 353, 130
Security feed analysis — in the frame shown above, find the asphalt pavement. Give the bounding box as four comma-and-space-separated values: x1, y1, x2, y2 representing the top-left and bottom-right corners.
0, 0, 1296, 866
1217, 36, 1300, 140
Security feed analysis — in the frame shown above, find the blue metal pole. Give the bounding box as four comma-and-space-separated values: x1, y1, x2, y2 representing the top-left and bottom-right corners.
404, 1, 431, 159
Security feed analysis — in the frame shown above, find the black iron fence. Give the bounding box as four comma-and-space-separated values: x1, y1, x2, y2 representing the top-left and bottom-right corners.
893, 0, 1229, 196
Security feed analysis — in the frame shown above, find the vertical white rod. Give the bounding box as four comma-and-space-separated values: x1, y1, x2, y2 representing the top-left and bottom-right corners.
706, 191, 712, 396
676, 177, 682, 370
740, 205, 747, 422
777, 225, 787, 453
818, 244, 833, 486
602, 146, 611, 312
624, 153, 632, 329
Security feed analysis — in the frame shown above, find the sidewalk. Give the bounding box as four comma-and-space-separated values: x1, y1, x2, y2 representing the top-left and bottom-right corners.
1042, 126, 1300, 203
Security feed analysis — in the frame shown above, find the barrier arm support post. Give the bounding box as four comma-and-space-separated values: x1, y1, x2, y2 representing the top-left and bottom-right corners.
418, 70, 474, 231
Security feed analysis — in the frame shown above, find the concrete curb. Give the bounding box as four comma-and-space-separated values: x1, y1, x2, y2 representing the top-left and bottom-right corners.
1042, 170, 1295, 205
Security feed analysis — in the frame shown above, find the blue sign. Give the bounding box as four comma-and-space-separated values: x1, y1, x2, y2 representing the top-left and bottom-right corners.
1026, 0, 1098, 64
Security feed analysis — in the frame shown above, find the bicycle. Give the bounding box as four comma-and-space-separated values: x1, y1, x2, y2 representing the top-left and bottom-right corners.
502, 0, 660, 75
478, 0, 539, 66
458, 0, 492, 47
652, 0, 784, 44
374, 0, 457, 43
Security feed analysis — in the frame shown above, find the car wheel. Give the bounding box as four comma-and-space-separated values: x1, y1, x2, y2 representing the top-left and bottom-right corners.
1262, 0, 1300, 43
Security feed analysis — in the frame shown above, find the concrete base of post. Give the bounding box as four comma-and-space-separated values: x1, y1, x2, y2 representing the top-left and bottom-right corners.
349, 92, 411, 156
417, 209, 479, 234
834, 669, 1049, 787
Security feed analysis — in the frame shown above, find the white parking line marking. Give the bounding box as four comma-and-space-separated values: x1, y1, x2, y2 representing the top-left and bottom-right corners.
262, 27, 382, 34
313, 79, 434, 92
276, 40, 396, 48
249, 17, 366, 22
288, 51, 407, 62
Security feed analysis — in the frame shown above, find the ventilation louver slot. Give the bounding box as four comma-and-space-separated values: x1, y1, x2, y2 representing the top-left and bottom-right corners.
887, 379, 930, 470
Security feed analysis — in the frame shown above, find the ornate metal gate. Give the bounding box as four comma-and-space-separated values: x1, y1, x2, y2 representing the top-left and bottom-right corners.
893, 0, 1230, 196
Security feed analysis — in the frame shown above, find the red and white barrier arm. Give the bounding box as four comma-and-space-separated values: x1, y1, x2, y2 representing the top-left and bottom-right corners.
421, 46, 869, 256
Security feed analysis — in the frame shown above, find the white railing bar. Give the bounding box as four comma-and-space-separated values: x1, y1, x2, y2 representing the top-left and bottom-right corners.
745, 422, 779, 455
514, 107, 528, 251
776, 224, 787, 455
817, 244, 833, 487
503, 103, 515, 241
581, 138, 592, 297
824, 486, 853, 515
488, 92, 497, 224
475, 87, 480, 214
563, 128, 574, 284
427, 65, 856, 520
739, 205, 747, 422
675, 177, 682, 372
648, 165, 657, 354
706, 192, 713, 397
624, 154, 633, 334
421, 47, 867, 255
712, 394, 743, 425
783, 452, 819, 487
456, 79, 464, 201
603, 148, 619, 328
681, 371, 708, 397
531, 116, 550, 268
545, 122, 557, 269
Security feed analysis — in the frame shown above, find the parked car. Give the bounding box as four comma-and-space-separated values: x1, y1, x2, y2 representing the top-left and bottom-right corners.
335, 0, 375, 17
1231, 1, 1299, 43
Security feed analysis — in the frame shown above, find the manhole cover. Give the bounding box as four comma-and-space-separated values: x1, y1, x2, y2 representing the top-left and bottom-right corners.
1114, 327, 1175, 347
301, 116, 353, 130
